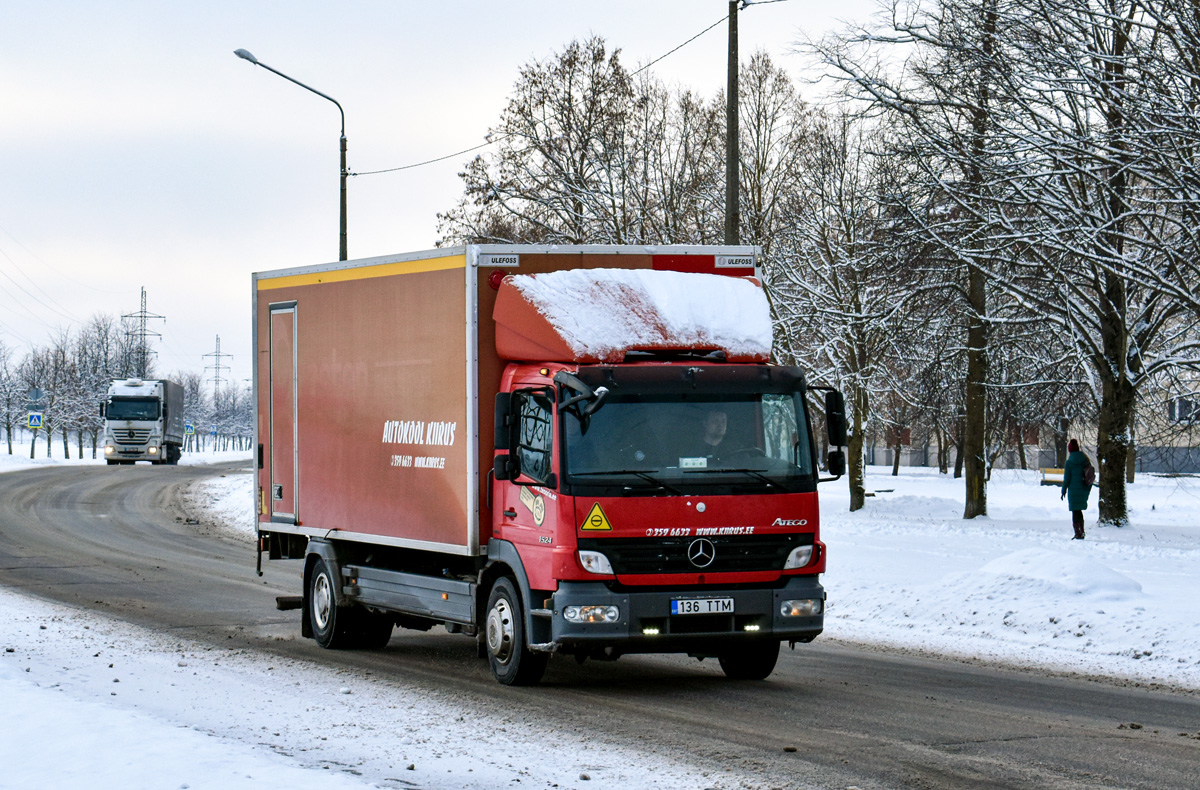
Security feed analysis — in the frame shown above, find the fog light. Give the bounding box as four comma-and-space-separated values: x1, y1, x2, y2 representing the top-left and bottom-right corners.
642, 627, 660, 635
781, 599, 822, 617
744, 624, 761, 632
563, 605, 620, 623
577, 550, 614, 575
783, 545, 814, 569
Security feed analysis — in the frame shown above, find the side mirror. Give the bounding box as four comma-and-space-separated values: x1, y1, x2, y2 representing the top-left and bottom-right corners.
494, 454, 512, 481
825, 390, 847, 447
494, 393, 512, 451
99, 402, 106, 418
582, 386, 609, 416
827, 449, 846, 477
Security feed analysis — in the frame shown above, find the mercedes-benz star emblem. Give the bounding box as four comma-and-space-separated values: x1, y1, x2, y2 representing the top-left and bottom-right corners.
687, 538, 716, 568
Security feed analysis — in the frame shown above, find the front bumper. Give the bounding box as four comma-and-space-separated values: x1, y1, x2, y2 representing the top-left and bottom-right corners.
103, 441, 160, 461
544, 575, 824, 655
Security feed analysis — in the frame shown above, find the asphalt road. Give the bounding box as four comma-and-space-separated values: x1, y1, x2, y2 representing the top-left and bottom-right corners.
1, 461, 1197, 789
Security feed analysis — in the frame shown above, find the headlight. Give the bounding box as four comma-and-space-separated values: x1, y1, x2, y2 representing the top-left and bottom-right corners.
104, 446, 115, 455
781, 599, 822, 617
783, 545, 814, 569
148, 446, 158, 455
577, 550, 614, 575
563, 605, 620, 623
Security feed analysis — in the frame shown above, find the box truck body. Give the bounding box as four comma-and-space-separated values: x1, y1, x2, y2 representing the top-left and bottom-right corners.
101, 378, 185, 465
254, 245, 844, 685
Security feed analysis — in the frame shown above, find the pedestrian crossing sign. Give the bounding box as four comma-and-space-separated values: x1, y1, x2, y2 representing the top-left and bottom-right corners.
28, 412, 43, 429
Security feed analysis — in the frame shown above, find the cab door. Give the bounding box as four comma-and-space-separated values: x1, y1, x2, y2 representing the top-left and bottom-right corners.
269, 303, 298, 523
496, 386, 559, 589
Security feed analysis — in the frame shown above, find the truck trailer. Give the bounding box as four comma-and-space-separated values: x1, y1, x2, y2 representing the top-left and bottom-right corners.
254, 245, 846, 685
101, 378, 185, 465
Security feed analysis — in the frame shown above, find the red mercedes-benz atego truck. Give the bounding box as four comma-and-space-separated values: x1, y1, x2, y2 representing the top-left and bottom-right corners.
254, 245, 845, 685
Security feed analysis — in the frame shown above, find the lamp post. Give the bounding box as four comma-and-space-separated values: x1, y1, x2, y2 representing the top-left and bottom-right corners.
234, 49, 348, 261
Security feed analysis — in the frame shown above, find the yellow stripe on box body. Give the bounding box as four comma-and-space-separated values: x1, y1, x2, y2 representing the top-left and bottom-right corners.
257, 254, 466, 290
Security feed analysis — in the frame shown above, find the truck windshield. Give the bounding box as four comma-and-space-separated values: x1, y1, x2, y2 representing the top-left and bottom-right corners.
107, 398, 160, 421
563, 392, 815, 495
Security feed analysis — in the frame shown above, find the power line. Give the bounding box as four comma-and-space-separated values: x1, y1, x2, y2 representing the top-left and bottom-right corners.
0, 222, 129, 297
349, 14, 731, 178
630, 14, 729, 79
0, 243, 82, 326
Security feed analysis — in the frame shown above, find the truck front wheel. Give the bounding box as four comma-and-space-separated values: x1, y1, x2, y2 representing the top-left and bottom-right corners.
718, 641, 780, 680
485, 577, 547, 686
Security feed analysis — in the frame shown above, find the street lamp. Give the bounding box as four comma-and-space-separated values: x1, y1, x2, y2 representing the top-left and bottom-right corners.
234, 48, 348, 261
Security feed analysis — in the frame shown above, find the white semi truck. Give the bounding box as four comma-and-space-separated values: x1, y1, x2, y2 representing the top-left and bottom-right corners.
100, 378, 185, 465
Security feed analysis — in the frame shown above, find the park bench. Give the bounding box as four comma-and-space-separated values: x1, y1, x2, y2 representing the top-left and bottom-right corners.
1039, 467, 1064, 486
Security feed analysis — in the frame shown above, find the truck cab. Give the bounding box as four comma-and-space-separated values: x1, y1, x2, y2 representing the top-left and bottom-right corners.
488, 359, 838, 683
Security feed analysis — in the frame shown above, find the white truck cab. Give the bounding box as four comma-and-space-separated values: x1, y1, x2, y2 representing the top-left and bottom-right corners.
101, 378, 185, 465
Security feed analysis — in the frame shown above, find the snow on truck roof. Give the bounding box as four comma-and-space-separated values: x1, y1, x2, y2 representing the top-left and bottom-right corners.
494, 268, 773, 363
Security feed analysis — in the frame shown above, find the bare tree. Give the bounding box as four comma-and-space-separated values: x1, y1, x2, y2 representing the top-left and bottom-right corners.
437, 37, 636, 245
738, 51, 812, 257
0, 341, 21, 454
964, 0, 1200, 524
769, 112, 927, 508
812, 0, 1017, 518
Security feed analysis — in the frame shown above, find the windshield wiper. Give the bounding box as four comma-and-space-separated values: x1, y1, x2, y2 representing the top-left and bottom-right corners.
683, 467, 778, 488
570, 469, 682, 495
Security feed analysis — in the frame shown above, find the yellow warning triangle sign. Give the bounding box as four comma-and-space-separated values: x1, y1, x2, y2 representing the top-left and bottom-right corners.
580, 502, 612, 531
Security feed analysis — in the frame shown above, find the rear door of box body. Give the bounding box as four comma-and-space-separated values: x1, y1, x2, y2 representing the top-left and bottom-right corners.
269, 302, 298, 523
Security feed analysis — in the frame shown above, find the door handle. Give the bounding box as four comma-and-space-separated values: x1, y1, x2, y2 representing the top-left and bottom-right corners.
502, 509, 517, 518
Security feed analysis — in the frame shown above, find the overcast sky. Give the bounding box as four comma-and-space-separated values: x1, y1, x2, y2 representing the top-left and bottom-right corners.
1, 0, 875, 385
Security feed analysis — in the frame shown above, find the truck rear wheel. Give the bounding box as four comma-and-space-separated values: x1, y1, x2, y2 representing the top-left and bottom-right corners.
308, 558, 357, 649
308, 558, 392, 650
718, 641, 780, 680
485, 577, 547, 686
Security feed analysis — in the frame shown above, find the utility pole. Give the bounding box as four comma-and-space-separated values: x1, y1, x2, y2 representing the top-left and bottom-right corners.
122, 287, 164, 378
725, 0, 740, 245
203, 335, 233, 401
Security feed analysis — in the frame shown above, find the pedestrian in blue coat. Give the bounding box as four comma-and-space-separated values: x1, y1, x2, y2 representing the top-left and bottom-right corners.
1060, 438, 1092, 540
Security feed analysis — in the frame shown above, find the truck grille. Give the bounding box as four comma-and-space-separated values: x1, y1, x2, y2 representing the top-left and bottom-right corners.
115, 428, 151, 445
578, 533, 812, 575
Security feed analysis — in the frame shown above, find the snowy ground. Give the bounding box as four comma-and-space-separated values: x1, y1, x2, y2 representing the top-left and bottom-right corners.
819, 466, 1200, 690
3, 442, 1199, 788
